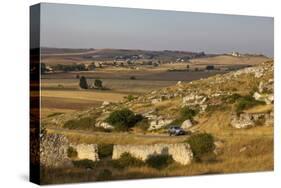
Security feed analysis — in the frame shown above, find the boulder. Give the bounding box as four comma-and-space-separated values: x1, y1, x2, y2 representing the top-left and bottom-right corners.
230, 113, 254, 129
253, 92, 274, 104
102, 101, 110, 106
253, 92, 263, 101
176, 81, 182, 86
151, 98, 162, 104
95, 121, 114, 129
181, 119, 193, 130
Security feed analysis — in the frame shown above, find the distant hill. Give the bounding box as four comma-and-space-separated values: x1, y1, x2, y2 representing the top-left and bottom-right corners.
190, 54, 270, 65
41, 47, 207, 63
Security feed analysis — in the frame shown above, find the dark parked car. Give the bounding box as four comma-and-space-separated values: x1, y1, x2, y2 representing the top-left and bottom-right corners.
168, 126, 185, 136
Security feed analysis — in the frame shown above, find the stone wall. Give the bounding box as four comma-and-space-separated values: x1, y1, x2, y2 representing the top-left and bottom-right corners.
112, 143, 193, 165
74, 144, 99, 161
40, 133, 73, 167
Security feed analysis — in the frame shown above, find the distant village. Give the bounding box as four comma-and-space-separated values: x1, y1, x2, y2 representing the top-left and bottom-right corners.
42, 51, 262, 74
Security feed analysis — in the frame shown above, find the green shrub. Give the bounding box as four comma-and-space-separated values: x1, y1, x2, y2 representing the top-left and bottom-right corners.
105, 108, 143, 131
185, 133, 215, 161
97, 169, 112, 181
168, 107, 198, 126
181, 107, 198, 120
112, 152, 144, 169
135, 118, 149, 132
67, 146, 78, 159
222, 93, 242, 103
63, 117, 97, 130
127, 95, 135, 101
146, 155, 174, 169
235, 95, 265, 113
98, 144, 113, 159
72, 159, 97, 169
94, 79, 103, 88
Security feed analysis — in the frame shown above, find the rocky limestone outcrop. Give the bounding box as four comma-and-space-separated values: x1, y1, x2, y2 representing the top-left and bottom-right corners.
253, 92, 274, 105
230, 113, 254, 129
74, 144, 99, 161
181, 119, 193, 130
230, 111, 273, 129
40, 133, 73, 167
148, 117, 173, 131
112, 143, 193, 165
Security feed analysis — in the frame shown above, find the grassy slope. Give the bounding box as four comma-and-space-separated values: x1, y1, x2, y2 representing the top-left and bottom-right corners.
41, 61, 274, 184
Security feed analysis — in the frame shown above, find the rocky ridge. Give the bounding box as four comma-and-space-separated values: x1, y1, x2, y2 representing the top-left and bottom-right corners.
43, 61, 274, 131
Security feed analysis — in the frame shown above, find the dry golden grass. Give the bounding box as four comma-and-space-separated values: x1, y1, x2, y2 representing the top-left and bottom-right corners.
41, 90, 126, 103
47, 128, 190, 145
40, 60, 273, 184
190, 55, 269, 65
244, 104, 273, 114
41, 132, 273, 184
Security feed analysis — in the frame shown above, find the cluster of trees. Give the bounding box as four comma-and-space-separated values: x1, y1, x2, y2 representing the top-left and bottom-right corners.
79, 76, 103, 89
53, 63, 87, 72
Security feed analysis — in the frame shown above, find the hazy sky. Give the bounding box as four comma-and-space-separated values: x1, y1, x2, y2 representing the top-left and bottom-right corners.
40, 3, 274, 57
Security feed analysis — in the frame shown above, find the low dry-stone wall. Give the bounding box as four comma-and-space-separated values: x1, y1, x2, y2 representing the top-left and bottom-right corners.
112, 143, 193, 165
40, 133, 73, 167
74, 144, 99, 161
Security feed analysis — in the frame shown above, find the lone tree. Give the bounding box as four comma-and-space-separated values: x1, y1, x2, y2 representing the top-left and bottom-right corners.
94, 79, 103, 89
41, 63, 47, 74
79, 76, 88, 89
206, 65, 215, 70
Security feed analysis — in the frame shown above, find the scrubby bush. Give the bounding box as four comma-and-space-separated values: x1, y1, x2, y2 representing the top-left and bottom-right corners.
169, 107, 198, 126
94, 79, 103, 88
185, 133, 215, 161
180, 107, 198, 120
130, 76, 136, 80
126, 95, 135, 101
235, 95, 265, 113
105, 108, 143, 131
112, 152, 144, 169
206, 65, 215, 70
222, 93, 242, 103
135, 118, 150, 132
67, 146, 78, 159
63, 117, 96, 130
72, 159, 97, 169
98, 144, 113, 159
146, 155, 174, 169
97, 169, 112, 181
